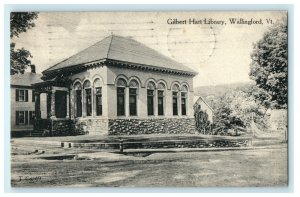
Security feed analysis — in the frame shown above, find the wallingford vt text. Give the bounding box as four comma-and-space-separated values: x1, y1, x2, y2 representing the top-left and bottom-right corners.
167, 18, 266, 25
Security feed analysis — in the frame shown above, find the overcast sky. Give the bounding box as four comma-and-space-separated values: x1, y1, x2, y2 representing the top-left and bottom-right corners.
12, 11, 286, 87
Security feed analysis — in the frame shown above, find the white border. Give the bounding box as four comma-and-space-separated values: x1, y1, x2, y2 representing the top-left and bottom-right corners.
1, 0, 299, 196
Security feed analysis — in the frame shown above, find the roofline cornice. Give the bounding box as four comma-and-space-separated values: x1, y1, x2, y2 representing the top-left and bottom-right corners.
42, 58, 198, 80
105, 59, 198, 76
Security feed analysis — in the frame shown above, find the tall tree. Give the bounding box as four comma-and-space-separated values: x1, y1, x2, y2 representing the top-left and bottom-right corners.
10, 12, 38, 75
249, 19, 288, 109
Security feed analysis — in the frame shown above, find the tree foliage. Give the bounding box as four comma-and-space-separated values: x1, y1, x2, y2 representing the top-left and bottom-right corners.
10, 43, 33, 75
249, 19, 288, 109
205, 87, 269, 135
10, 12, 38, 75
10, 12, 38, 38
193, 104, 211, 134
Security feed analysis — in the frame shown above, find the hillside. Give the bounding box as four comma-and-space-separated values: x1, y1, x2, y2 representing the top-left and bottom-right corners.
194, 82, 254, 97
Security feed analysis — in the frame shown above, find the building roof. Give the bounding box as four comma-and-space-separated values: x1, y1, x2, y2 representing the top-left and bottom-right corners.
10, 72, 43, 87
44, 35, 197, 75
194, 96, 214, 113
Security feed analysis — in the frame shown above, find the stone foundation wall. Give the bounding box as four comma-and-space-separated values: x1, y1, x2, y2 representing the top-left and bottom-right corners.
74, 118, 109, 135
35, 117, 196, 136
108, 118, 196, 135
52, 119, 73, 135
34, 119, 75, 136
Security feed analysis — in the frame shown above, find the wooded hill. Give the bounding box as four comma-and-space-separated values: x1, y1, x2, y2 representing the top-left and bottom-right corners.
194, 82, 255, 97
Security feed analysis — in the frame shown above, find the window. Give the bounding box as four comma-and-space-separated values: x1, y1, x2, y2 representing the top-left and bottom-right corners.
74, 82, 82, 117
147, 90, 154, 115
181, 85, 188, 116
172, 84, 180, 116
83, 80, 92, 116
129, 89, 137, 116
181, 92, 187, 115
93, 78, 103, 116
85, 88, 92, 116
117, 78, 127, 116
95, 87, 102, 116
117, 87, 125, 116
76, 90, 82, 117
16, 89, 28, 102
172, 92, 178, 115
129, 80, 138, 116
147, 81, 156, 116
15, 111, 28, 125
157, 83, 165, 116
18, 111, 25, 124
158, 91, 164, 115
19, 90, 25, 101
16, 111, 34, 125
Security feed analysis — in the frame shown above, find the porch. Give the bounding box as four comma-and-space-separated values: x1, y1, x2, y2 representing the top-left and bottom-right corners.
32, 80, 74, 136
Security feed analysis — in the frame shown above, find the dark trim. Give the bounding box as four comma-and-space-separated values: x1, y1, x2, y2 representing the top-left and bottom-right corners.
29, 111, 33, 125
42, 59, 106, 80
106, 59, 198, 76
25, 90, 28, 102
25, 111, 29, 125
15, 89, 19, 102
32, 90, 35, 102
11, 85, 33, 89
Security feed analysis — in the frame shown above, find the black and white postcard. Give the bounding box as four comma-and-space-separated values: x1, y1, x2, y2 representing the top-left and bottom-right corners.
9, 11, 288, 187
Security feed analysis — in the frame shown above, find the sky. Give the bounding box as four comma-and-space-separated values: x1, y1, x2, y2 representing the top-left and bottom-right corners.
12, 11, 286, 87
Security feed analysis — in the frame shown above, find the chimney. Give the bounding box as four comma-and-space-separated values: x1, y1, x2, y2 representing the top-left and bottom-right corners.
30, 65, 36, 73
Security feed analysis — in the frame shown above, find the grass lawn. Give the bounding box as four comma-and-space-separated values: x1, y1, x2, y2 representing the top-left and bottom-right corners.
10, 139, 287, 187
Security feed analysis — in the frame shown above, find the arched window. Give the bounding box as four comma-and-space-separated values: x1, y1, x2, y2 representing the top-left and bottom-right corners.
129, 80, 138, 116
147, 81, 156, 116
74, 82, 82, 117
181, 85, 188, 116
74, 82, 82, 90
157, 82, 165, 116
93, 78, 101, 87
172, 84, 180, 116
93, 78, 102, 116
83, 80, 91, 88
83, 80, 92, 116
116, 78, 127, 116
117, 78, 127, 87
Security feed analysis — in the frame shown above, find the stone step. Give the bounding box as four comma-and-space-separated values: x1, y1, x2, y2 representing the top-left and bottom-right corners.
68, 137, 252, 150
29, 130, 46, 137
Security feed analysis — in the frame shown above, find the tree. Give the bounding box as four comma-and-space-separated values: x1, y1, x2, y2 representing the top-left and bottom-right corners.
10, 12, 38, 75
204, 87, 269, 136
193, 104, 211, 134
249, 19, 288, 109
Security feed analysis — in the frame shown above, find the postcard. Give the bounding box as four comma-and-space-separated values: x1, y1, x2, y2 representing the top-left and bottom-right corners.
9, 11, 288, 187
